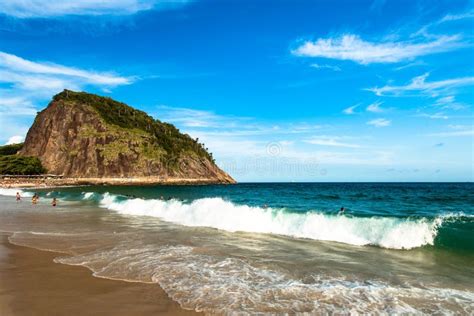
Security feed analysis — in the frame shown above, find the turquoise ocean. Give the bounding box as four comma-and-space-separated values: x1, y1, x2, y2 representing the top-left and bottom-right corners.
0, 183, 473, 313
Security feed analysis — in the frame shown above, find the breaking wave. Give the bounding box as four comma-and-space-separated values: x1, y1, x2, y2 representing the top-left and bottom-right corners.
98, 193, 449, 250
0, 188, 33, 197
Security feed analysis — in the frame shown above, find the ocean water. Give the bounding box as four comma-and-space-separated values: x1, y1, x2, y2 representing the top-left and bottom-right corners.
0, 183, 473, 314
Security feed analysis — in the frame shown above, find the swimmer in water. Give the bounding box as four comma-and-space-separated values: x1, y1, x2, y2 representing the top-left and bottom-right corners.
32, 193, 39, 205
339, 207, 345, 214
16, 192, 21, 202
52, 198, 57, 207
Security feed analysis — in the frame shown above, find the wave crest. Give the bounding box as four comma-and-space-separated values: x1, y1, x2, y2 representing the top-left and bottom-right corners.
0, 188, 33, 197
99, 194, 443, 250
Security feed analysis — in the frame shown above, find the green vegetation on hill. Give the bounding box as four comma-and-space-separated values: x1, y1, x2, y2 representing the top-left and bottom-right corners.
0, 143, 46, 175
0, 143, 23, 155
53, 90, 214, 164
0, 156, 46, 175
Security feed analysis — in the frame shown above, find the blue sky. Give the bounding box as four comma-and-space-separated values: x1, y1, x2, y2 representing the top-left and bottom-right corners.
0, 0, 472, 182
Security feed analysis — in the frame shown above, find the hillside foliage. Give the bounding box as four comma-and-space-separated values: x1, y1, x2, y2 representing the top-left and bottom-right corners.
0, 143, 47, 175
0, 143, 23, 155
53, 90, 214, 164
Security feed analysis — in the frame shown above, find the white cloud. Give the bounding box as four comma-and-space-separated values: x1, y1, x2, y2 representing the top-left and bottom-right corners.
0, 96, 37, 116
419, 112, 449, 120
426, 129, 473, 137
310, 63, 341, 71
440, 11, 474, 23
279, 140, 293, 146
0, 51, 135, 143
366, 101, 384, 113
0, 0, 191, 18
433, 95, 466, 110
155, 105, 251, 129
0, 52, 133, 89
367, 118, 391, 127
394, 61, 427, 71
0, 51, 133, 98
305, 136, 361, 148
435, 95, 455, 105
152, 107, 400, 181
343, 103, 359, 115
448, 124, 470, 130
368, 73, 474, 97
292, 34, 461, 64
5, 135, 24, 145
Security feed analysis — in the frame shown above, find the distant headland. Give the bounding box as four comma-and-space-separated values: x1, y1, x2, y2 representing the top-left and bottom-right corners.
0, 90, 235, 187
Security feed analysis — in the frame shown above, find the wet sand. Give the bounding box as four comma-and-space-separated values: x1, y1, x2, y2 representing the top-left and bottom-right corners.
0, 233, 199, 316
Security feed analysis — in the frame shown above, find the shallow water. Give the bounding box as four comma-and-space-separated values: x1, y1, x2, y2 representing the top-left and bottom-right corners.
1, 183, 473, 314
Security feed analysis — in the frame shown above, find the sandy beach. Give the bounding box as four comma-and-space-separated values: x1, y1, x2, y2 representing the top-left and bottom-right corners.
0, 176, 235, 189
0, 233, 199, 316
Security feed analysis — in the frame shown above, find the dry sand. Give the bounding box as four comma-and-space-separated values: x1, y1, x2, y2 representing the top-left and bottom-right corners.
1, 176, 235, 189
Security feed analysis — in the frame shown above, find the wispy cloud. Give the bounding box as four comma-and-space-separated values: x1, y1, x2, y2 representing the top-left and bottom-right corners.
433, 95, 466, 110
155, 105, 251, 129
0, 52, 133, 91
440, 11, 474, 23
0, 113, 30, 143
292, 34, 462, 64
366, 101, 384, 113
367, 118, 391, 127
0, 96, 37, 116
426, 129, 473, 137
343, 103, 360, 115
0, 0, 191, 18
426, 124, 473, 137
419, 112, 449, 120
448, 124, 471, 130
310, 63, 341, 71
393, 61, 427, 71
304, 136, 362, 148
0, 51, 135, 143
368, 73, 474, 97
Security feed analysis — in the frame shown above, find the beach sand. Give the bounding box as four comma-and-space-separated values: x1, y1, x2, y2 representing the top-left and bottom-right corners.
0, 233, 199, 316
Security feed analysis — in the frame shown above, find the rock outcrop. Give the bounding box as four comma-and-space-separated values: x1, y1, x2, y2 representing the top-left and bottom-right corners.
19, 90, 235, 184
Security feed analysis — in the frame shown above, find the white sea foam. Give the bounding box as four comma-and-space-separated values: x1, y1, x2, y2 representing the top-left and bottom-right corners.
82, 192, 96, 200
0, 188, 32, 197
99, 194, 443, 250
56, 244, 474, 314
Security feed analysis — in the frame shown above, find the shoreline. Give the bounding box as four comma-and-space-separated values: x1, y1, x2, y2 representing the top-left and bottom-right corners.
0, 232, 199, 315
1, 176, 236, 188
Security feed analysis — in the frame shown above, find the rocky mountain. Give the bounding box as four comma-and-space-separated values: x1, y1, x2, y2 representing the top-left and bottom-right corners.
19, 90, 235, 184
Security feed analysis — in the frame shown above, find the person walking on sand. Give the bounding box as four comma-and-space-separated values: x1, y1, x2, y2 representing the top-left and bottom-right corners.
52, 198, 57, 207
16, 192, 21, 202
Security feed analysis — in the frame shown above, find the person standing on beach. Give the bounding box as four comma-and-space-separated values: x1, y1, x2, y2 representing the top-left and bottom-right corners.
16, 192, 21, 202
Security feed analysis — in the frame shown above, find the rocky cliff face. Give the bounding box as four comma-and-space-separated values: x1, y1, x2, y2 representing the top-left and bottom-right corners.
19, 90, 235, 183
